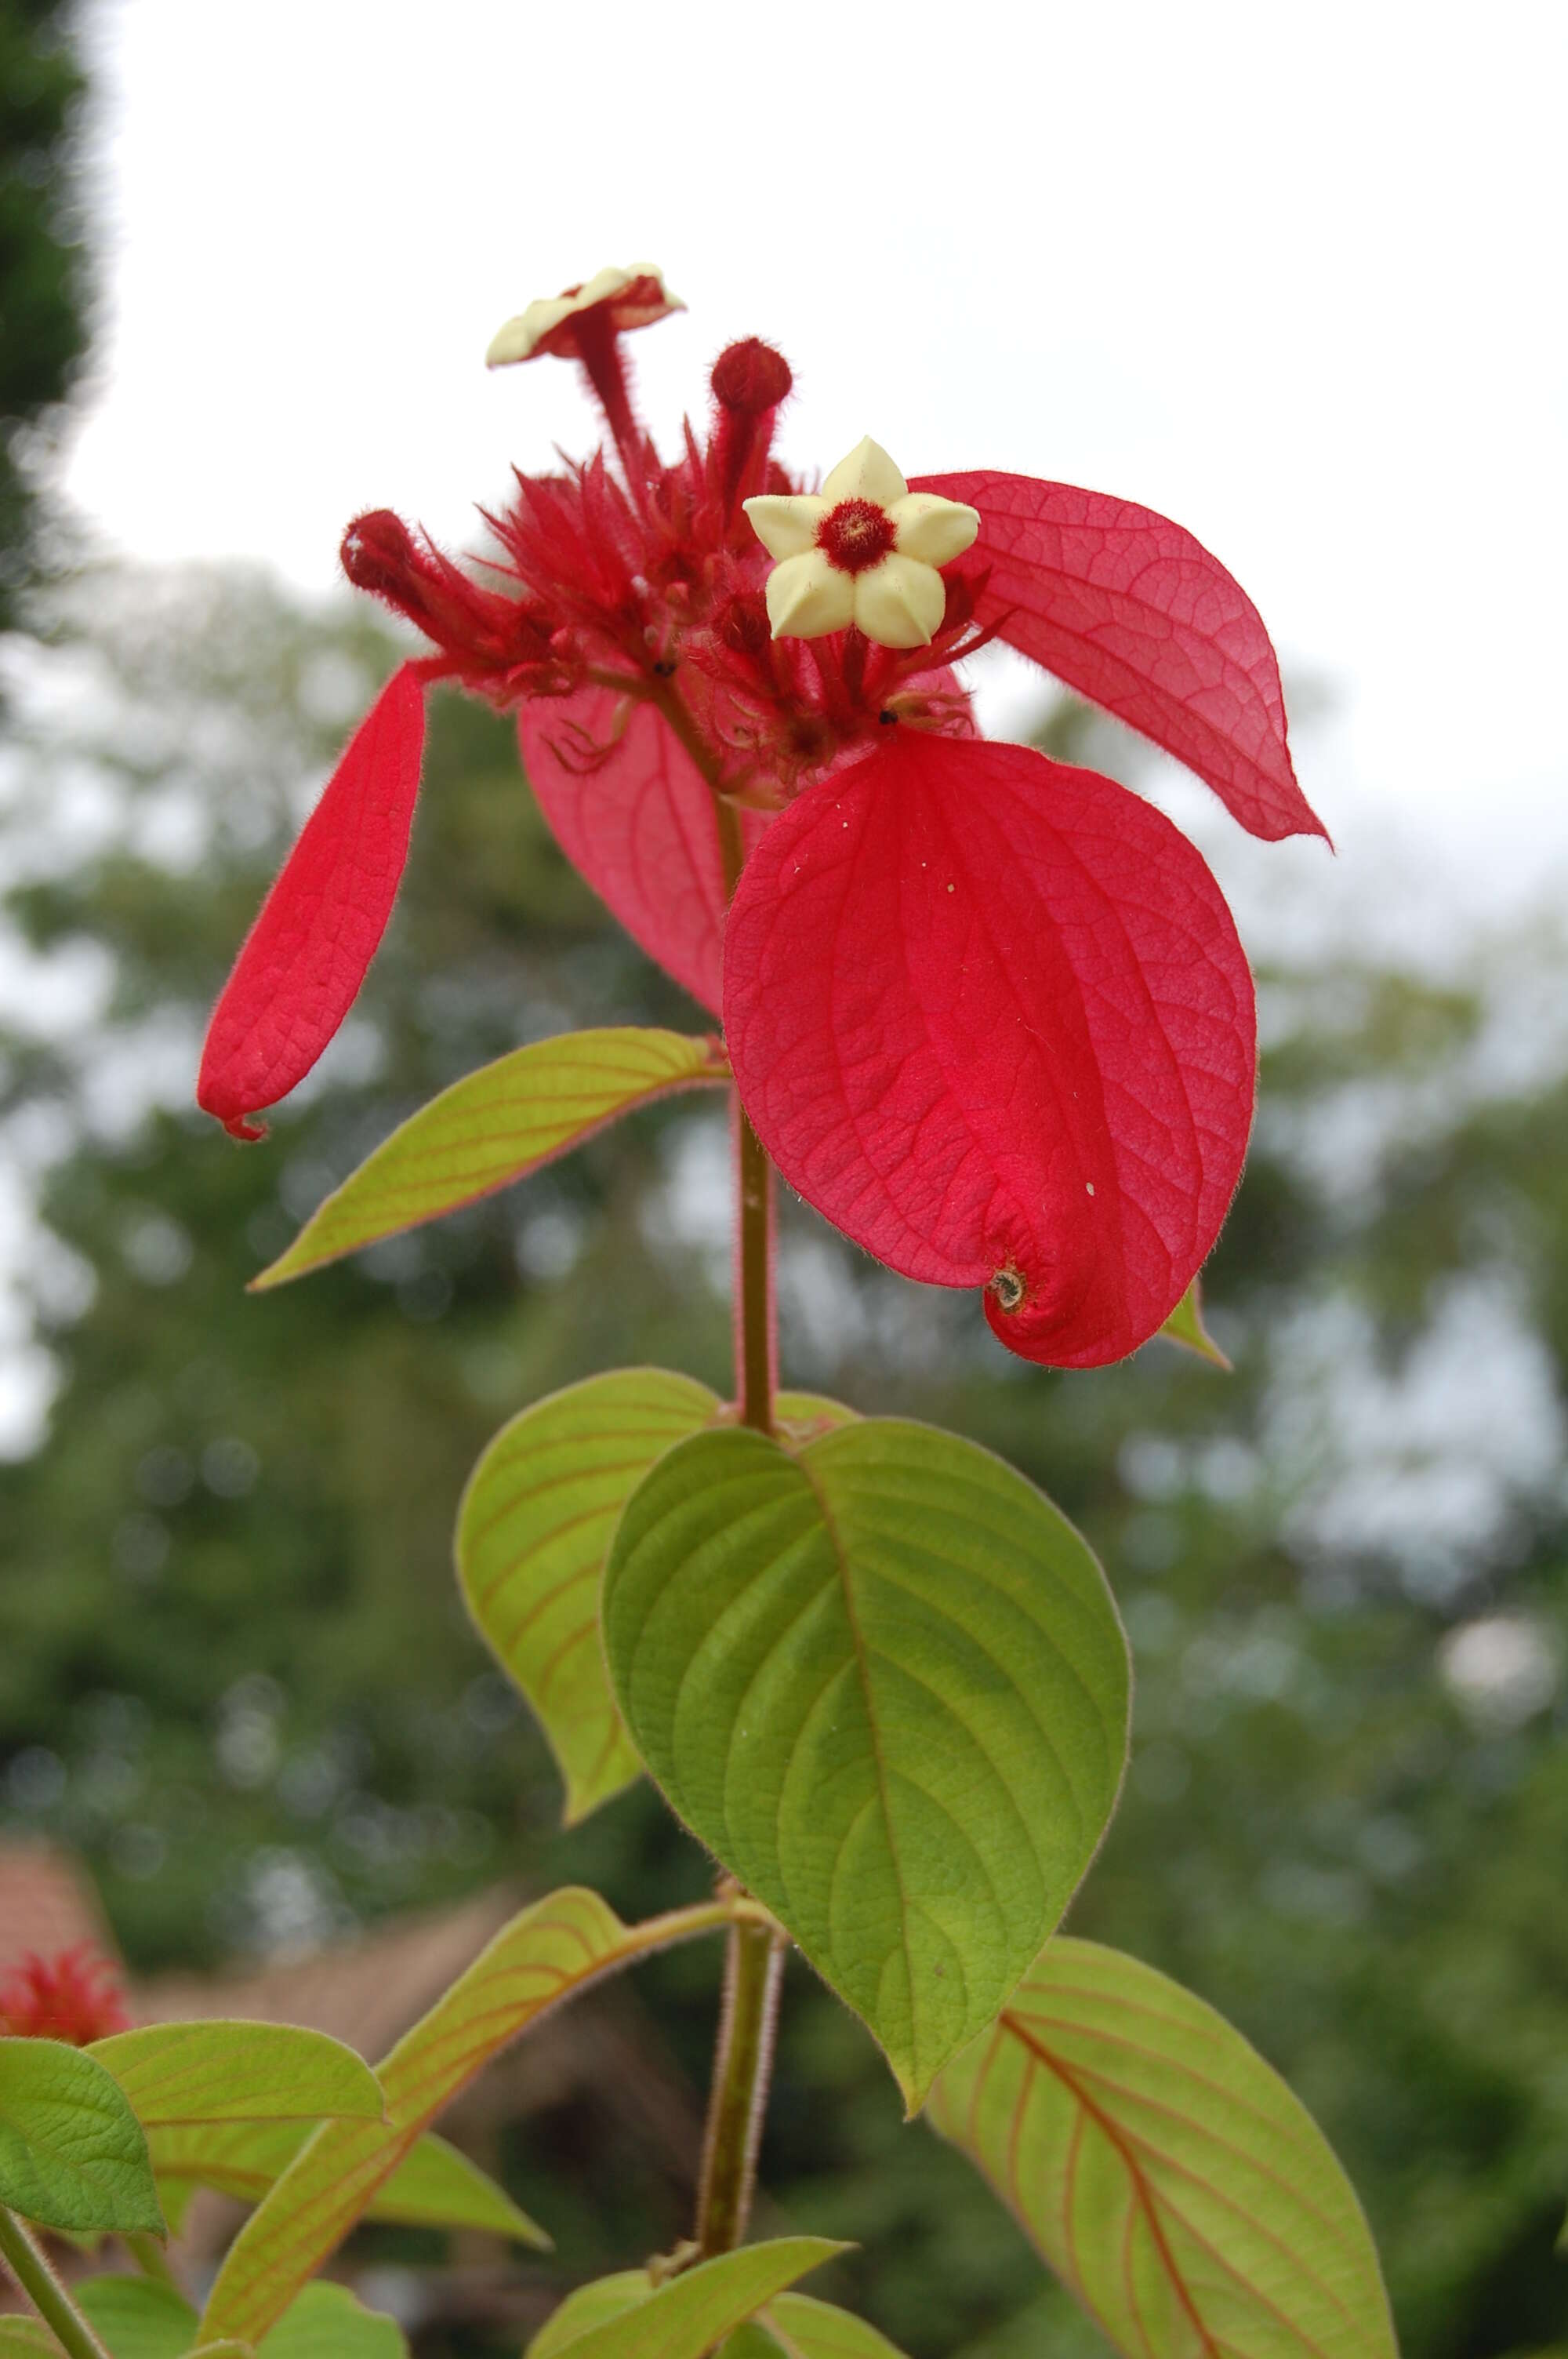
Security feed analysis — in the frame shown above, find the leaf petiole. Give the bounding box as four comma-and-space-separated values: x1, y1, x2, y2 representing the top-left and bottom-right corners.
0, 2203, 115, 2359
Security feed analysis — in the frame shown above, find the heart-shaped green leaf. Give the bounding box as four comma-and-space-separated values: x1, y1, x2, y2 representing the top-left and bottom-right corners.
458, 1376, 858, 1826
251, 1027, 728, 1288
75, 2276, 198, 2359
457, 1370, 720, 1824
89, 2023, 381, 2127
523, 2241, 847, 2359
0, 2038, 163, 2234
604, 1419, 1129, 2110
928, 1937, 1398, 2358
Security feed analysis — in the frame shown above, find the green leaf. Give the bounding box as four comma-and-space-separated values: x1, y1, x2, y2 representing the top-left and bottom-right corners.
525, 2272, 648, 2358
149, 2176, 196, 2237
927, 1936, 1398, 2359
89, 2023, 382, 2127
256, 2285, 404, 2359
365, 2126, 544, 2238
75, 2276, 198, 2359
457, 1377, 855, 1828
0, 2038, 164, 2235
715, 2292, 911, 2357
604, 1419, 1129, 2110
526, 2241, 847, 2359
251, 1027, 728, 1288
457, 1370, 720, 1825
199, 1888, 729, 2346
0, 2321, 64, 2357
147, 2118, 543, 2241
771, 1394, 861, 1440
745, 2294, 910, 2357
1154, 1277, 1230, 1369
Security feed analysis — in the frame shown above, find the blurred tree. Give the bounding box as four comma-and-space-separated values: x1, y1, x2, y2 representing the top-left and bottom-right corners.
0, 0, 89, 630
1, 571, 1565, 2356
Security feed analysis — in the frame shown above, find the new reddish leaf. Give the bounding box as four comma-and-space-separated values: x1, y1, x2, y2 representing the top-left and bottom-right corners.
519, 687, 767, 1015
913, 469, 1326, 843
723, 735, 1255, 1369
198, 664, 426, 1138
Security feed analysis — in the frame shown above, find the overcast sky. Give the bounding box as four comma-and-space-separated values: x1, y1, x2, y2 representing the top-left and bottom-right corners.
61, 0, 1566, 889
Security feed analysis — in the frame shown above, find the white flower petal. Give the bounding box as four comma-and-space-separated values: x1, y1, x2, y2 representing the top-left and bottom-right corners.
485, 265, 677, 367
852, 553, 947, 649
766, 551, 858, 639
822, 437, 909, 508
744, 494, 829, 562
889, 493, 981, 567
487, 295, 577, 365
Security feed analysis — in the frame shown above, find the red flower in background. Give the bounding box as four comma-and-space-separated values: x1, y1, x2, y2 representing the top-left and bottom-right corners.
0, 1946, 130, 2044
198, 264, 1324, 1367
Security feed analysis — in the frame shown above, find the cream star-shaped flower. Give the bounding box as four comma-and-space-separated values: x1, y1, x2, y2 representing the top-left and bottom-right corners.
742, 438, 980, 649
485, 265, 682, 367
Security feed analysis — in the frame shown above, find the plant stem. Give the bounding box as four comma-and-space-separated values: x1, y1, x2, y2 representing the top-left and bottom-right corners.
647, 663, 786, 2252
695, 1910, 789, 2257
733, 1096, 775, 1436
0, 2204, 115, 2359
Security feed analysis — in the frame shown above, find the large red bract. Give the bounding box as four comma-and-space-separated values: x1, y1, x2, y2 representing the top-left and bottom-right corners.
197, 664, 426, 1139
723, 734, 1258, 1368
914, 469, 1326, 845
519, 685, 768, 1016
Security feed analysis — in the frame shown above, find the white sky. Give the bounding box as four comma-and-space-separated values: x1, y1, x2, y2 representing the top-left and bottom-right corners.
62, 0, 1567, 885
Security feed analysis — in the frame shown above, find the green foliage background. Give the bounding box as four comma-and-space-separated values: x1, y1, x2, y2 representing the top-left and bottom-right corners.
0, 0, 88, 632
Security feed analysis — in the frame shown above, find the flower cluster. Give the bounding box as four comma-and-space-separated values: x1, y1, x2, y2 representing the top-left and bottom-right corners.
0, 1946, 130, 2044
199, 265, 1324, 1367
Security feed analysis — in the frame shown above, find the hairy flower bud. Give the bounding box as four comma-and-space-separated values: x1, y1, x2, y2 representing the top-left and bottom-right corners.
711, 339, 793, 416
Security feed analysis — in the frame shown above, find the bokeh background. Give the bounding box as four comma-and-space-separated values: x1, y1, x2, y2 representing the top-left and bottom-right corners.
2, 3, 1566, 2354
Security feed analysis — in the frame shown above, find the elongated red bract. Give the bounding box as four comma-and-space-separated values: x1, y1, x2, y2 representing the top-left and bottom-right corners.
913, 469, 1326, 844
198, 663, 426, 1139
723, 735, 1256, 1368
519, 685, 766, 1014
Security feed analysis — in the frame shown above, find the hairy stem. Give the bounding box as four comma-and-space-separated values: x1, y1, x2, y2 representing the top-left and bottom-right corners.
0, 2204, 115, 2359
571, 310, 647, 495
695, 1910, 789, 2257
652, 663, 786, 2252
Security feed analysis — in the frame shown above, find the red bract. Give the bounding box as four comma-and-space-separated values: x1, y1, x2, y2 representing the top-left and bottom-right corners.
914, 470, 1325, 844
0, 1946, 130, 2044
198, 665, 426, 1139
724, 736, 1256, 1367
519, 687, 767, 1017
198, 270, 1312, 1367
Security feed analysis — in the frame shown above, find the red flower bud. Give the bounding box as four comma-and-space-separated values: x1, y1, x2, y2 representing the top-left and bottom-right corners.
710, 339, 793, 416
